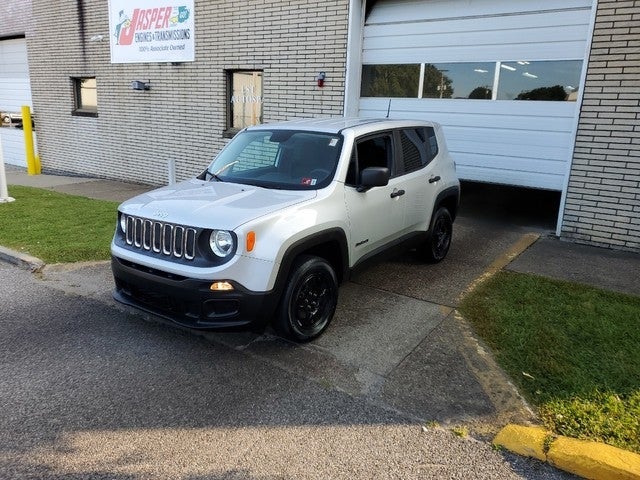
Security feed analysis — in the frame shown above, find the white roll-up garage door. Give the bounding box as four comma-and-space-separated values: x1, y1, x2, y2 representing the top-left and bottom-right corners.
0, 37, 32, 167
358, 0, 594, 190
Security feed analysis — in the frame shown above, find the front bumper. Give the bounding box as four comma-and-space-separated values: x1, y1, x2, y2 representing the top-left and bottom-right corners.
111, 256, 279, 331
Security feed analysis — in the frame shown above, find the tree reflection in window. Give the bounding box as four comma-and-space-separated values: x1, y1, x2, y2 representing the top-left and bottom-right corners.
360, 60, 581, 102
422, 62, 495, 99
361, 64, 420, 97
422, 64, 454, 99
498, 60, 581, 101
469, 86, 492, 99
515, 85, 567, 101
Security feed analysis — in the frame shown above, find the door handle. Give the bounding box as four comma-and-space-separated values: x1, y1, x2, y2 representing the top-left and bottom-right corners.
428, 176, 441, 184
390, 188, 405, 198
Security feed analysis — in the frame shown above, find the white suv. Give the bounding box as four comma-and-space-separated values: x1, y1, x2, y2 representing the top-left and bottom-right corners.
111, 118, 460, 341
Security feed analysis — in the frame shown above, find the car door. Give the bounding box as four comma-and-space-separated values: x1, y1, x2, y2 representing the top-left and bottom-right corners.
395, 126, 441, 233
344, 132, 405, 264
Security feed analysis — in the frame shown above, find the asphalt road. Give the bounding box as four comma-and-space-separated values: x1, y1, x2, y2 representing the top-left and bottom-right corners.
0, 217, 578, 479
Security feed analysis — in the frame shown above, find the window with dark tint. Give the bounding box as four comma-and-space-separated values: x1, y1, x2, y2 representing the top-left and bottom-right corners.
399, 127, 438, 173
346, 134, 393, 186
399, 130, 423, 173
425, 127, 438, 161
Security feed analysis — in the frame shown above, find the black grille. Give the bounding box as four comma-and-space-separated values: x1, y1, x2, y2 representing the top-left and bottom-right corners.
124, 215, 197, 261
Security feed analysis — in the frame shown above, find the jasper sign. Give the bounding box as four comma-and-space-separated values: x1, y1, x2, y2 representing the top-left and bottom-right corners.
109, 0, 195, 64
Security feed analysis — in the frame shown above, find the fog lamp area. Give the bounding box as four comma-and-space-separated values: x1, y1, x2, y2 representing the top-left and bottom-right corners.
210, 281, 234, 291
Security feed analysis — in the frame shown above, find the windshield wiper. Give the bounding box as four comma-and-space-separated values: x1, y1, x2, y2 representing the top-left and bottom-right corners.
207, 170, 224, 182
208, 160, 240, 182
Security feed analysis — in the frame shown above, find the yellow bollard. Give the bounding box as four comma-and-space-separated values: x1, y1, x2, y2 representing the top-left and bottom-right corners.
22, 105, 38, 175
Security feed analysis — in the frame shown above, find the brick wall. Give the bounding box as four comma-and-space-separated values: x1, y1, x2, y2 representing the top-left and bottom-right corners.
561, 0, 640, 252
0, 0, 31, 37
26, 0, 349, 185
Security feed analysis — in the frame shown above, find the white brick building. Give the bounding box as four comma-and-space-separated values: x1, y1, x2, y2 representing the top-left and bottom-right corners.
2, 0, 638, 252
23, 0, 349, 183
559, 0, 640, 251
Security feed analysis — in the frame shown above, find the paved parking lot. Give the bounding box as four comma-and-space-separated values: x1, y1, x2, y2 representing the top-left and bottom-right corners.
33, 213, 540, 425
2, 176, 581, 478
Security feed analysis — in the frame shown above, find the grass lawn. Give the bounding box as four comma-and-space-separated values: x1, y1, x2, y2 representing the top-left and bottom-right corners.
459, 271, 640, 454
0, 185, 119, 263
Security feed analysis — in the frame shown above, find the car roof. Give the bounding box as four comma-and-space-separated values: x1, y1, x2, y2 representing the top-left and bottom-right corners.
244, 117, 438, 135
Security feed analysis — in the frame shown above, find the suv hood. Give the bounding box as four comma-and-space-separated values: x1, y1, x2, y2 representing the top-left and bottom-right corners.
119, 178, 316, 230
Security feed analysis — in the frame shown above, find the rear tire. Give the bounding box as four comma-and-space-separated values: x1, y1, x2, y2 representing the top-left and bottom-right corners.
274, 255, 338, 342
422, 207, 453, 263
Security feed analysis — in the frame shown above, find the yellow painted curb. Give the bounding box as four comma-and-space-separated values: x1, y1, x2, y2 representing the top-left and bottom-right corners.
548, 436, 640, 480
458, 232, 540, 301
493, 425, 548, 462
494, 424, 640, 479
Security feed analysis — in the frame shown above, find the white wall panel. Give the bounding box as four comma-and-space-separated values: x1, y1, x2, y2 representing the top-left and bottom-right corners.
0, 38, 31, 167
359, 97, 578, 190
359, 0, 593, 190
366, 0, 592, 24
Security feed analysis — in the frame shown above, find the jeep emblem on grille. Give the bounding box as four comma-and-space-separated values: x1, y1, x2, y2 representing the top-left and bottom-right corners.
153, 210, 169, 219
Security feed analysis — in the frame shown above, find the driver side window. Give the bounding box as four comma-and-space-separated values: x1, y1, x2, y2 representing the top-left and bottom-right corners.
345, 134, 393, 187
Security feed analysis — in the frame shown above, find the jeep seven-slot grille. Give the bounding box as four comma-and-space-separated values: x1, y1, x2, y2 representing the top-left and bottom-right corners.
124, 215, 198, 260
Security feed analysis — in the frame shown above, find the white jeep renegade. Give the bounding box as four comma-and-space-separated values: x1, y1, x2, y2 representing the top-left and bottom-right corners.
111, 118, 460, 341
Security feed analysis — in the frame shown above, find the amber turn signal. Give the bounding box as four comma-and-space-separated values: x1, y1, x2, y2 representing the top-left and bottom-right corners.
246, 231, 256, 252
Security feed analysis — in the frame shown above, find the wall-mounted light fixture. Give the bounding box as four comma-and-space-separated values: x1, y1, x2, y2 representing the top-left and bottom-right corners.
89, 34, 104, 42
317, 72, 326, 88
131, 80, 151, 91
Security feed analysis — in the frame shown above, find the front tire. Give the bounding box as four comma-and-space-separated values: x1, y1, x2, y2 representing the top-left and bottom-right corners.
274, 255, 338, 342
422, 207, 453, 263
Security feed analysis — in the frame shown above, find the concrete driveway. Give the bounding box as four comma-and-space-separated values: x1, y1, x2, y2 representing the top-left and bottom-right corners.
1, 188, 579, 478
34, 213, 545, 428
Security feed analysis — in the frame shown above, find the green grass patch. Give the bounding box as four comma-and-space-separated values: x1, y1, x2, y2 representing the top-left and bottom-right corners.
459, 271, 640, 453
0, 185, 119, 263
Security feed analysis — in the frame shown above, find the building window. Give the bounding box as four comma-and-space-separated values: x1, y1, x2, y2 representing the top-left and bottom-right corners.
72, 77, 98, 116
361, 64, 421, 98
361, 60, 582, 102
496, 60, 582, 101
422, 63, 495, 99
226, 70, 263, 136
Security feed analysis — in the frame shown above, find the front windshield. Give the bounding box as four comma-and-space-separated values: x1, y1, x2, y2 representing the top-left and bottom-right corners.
204, 129, 344, 190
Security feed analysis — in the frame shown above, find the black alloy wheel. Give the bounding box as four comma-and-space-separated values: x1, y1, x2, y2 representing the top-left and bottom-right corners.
275, 255, 338, 342
424, 207, 453, 263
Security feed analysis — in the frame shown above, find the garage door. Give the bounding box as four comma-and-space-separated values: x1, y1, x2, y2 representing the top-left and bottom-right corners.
358, 0, 594, 190
0, 37, 32, 168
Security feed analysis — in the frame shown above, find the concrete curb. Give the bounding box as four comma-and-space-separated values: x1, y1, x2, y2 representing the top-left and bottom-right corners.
0, 245, 45, 272
457, 232, 540, 301
494, 424, 640, 479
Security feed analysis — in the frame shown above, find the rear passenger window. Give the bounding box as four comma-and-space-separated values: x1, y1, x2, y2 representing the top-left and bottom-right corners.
399, 130, 424, 173
399, 127, 439, 173
425, 127, 438, 162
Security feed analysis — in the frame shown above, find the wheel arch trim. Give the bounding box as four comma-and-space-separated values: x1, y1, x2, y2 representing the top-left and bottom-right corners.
273, 228, 349, 297
434, 185, 461, 221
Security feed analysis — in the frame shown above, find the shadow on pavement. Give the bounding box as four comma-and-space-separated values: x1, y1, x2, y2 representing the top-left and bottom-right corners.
0, 179, 579, 479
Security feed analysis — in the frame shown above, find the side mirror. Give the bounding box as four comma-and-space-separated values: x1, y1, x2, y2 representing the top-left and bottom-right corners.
357, 167, 390, 192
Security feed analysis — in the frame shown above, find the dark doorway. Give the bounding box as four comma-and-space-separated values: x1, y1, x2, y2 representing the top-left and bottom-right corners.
457, 181, 561, 232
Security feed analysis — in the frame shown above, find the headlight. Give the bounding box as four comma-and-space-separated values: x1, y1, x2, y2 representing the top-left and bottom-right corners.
209, 230, 235, 257
119, 213, 127, 233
